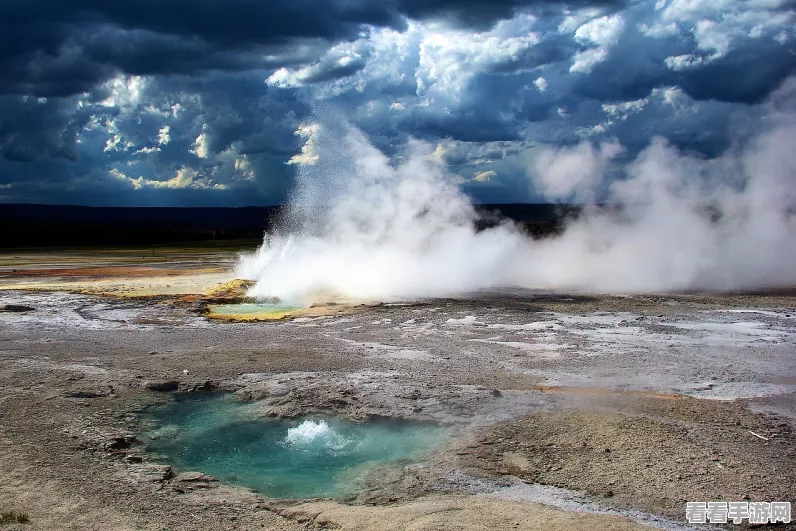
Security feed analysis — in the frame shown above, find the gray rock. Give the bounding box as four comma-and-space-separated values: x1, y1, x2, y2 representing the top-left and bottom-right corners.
104, 434, 137, 451
174, 471, 217, 483
137, 464, 174, 483
69, 386, 113, 399
0, 304, 35, 312
189, 301, 209, 314
144, 380, 179, 392
179, 380, 217, 392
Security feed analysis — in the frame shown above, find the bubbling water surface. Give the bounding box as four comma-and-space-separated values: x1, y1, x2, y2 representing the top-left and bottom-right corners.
144, 393, 450, 499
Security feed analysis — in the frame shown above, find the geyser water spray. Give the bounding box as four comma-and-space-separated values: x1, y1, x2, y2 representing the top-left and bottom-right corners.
237, 78, 796, 301
283, 420, 352, 451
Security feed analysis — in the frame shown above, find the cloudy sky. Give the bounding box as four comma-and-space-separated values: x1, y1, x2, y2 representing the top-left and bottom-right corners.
1, 0, 794, 206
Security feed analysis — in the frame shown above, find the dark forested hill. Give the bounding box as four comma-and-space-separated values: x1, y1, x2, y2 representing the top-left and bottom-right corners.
0, 203, 579, 247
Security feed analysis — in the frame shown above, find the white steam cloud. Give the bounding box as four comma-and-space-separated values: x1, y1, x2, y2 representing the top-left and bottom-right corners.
237, 79, 796, 302
238, 122, 524, 300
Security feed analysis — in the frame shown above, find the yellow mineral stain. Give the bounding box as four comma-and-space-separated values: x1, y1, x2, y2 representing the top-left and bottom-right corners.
0, 272, 234, 297
205, 278, 256, 298
206, 304, 299, 321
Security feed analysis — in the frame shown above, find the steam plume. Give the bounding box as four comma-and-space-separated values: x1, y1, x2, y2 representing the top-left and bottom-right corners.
237, 79, 796, 301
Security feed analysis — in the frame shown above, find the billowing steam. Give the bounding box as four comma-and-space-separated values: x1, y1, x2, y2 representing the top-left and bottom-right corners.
237, 79, 796, 302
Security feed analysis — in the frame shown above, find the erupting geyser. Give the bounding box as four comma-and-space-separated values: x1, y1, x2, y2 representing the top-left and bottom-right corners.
237, 80, 796, 301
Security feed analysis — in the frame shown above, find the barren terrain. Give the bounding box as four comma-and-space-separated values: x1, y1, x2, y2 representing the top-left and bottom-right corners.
0, 246, 794, 530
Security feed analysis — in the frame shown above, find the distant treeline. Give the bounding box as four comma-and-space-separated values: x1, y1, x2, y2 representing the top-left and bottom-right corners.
0, 203, 580, 247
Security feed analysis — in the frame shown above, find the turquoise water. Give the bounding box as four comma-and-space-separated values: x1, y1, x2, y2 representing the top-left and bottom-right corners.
143, 393, 449, 499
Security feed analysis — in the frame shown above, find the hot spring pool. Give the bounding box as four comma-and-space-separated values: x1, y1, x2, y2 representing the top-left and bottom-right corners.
143, 393, 450, 499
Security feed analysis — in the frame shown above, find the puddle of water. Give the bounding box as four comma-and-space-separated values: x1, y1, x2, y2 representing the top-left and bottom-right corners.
206, 302, 306, 320
143, 393, 449, 499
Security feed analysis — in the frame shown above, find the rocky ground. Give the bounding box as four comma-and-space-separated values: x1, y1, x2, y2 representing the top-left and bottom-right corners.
0, 248, 794, 530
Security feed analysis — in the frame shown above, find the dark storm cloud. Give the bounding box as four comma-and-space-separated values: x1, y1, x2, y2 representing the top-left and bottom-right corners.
0, 0, 626, 97
0, 0, 625, 171
677, 46, 796, 104
0, 0, 794, 206
401, 109, 524, 143
298, 55, 370, 85
0, 95, 93, 162
492, 35, 579, 73
80, 29, 266, 77
393, 0, 626, 28
179, 72, 307, 157
0, 69, 307, 204
572, 21, 796, 106
0, 3, 366, 97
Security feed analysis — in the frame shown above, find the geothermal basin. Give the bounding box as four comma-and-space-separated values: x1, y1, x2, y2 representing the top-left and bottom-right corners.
0, 246, 794, 530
